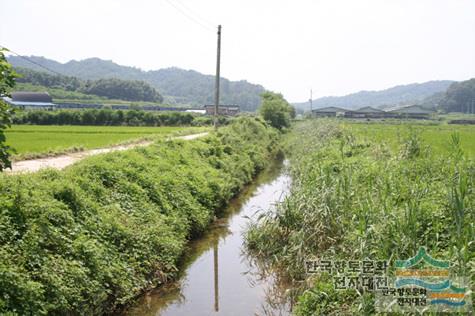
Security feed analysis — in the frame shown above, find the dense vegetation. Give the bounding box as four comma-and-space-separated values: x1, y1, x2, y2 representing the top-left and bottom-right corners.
15, 67, 163, 103
293, 81, 454, 112
15, 82, 109, 102
245, 120, 474, 314
0, 48, 17, 171
440, 78, 475, 113
12, 108, 217, 127
259, 91, 295, 130
0, 117, 279, 315
9, 56, 265, 110
81, 78, 163, 102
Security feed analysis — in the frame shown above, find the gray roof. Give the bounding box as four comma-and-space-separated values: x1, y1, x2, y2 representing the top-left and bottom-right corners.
389, 105, 435, 114
352, 106, 384, 113
3, 98, 55, 107
11, 92, 53, 103
312, 106, 348, 112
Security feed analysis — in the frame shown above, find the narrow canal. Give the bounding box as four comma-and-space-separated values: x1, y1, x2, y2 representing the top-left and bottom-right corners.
126, 158, 292, 316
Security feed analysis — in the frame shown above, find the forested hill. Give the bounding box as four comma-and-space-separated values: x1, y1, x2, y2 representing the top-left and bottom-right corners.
438, 78, 475, 113
293, 80, 454, 111
8, 56, 265, 111
15, 67, 163, 103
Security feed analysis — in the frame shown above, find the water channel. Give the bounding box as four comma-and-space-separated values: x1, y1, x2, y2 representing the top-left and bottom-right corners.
126, 158, 292, 316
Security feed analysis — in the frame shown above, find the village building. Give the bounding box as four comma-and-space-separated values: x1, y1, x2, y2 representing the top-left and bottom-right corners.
3, 92, 55, 109
203, 105, 240, 116
388, 105, 435, 119
311, 106, 348, 117
344, 106, 397, 119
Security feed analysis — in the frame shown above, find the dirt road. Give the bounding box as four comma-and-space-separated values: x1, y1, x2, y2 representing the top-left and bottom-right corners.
7, 132, 209, 174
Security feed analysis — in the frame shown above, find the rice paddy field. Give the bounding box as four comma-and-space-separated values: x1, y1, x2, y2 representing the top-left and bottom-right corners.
245, 119, 475, 315
5, 125, 209, 159
343, 121, 475, 157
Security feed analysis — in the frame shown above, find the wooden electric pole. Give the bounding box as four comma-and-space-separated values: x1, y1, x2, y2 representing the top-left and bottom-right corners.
310, 89, 313, 113
214, 25, 222, 130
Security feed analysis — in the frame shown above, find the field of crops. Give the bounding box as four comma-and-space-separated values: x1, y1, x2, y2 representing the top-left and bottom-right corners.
344, 121, 475, 156
245, 119, 475, 314
5, 125, 208, 159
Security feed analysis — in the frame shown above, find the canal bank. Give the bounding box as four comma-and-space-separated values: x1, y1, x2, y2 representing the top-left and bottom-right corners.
126, 158, 292, 316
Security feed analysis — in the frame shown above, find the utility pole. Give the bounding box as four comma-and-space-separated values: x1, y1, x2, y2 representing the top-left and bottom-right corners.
214, 25, 222, 130
309, 89, 313, 114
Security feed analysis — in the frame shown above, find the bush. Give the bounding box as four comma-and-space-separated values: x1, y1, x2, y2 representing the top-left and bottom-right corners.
12, 109, 220, 126
258, 91, 294, 130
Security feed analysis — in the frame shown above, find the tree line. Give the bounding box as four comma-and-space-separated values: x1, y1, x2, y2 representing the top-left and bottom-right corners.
440, 78, 475, 113
15, 67, 164, 103
13, 109, 219, 126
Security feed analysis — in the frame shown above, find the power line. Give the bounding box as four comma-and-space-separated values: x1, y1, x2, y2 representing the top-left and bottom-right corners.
172, 0, 215, 29
0, 45, 65, 76
163, 0, 215, 32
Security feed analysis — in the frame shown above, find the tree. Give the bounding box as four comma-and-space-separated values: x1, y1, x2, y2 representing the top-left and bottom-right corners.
258, 91, 293, 129
439, 78, 475, 113
0, 48, 17, 171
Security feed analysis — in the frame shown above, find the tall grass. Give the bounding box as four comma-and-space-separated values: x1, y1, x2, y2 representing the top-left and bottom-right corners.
245, 120, 475, 314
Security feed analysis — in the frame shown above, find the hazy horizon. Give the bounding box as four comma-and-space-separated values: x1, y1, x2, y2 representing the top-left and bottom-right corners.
1, 0, 474, 102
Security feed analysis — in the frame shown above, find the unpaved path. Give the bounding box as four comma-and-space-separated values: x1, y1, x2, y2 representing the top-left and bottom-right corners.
7, 132, 209, 174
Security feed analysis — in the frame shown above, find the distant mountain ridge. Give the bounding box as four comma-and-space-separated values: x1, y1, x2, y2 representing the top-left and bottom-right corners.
293, 81, 455, 111
8, 56, 265, 111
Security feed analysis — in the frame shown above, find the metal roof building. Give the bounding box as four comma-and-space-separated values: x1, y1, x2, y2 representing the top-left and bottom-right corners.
3, 92, 55, 108
311, 106, 348, 117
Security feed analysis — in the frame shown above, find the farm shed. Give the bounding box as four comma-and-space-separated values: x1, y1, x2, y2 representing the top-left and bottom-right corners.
389, 105, 435, 119
344, 106, 391, 118
204, 105, 240, 116
311, 106, 348, 117
3, 91, 55, 109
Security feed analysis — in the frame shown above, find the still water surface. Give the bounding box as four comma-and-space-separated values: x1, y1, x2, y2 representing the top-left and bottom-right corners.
127, 159, 291, 316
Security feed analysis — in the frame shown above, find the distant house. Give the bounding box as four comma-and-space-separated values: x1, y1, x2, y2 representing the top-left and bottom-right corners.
204, 105, 240, 116
3, 92, 55, 109
344, 106, 394, 119
388, 105, 435, 119
311, 106, 348, 117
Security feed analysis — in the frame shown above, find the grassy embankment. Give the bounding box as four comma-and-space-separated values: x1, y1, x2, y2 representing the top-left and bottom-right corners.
245, 119, 474, 315
6, 125, 209, 160
0, 117, 279, 315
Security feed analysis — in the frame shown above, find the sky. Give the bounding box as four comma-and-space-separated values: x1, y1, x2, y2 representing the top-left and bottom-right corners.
1, 0, 474, 102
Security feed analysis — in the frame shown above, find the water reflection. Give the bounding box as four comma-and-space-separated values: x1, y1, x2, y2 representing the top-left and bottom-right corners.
126, 158, 292, 316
